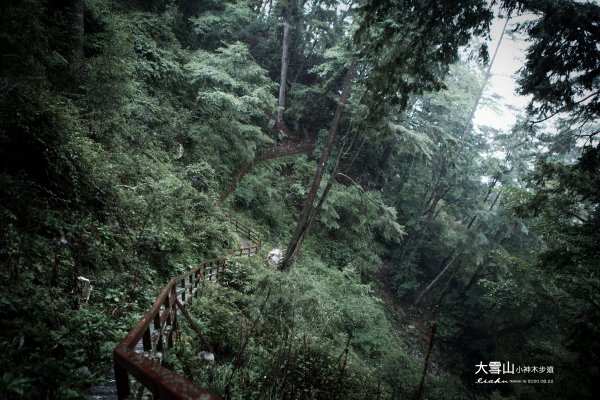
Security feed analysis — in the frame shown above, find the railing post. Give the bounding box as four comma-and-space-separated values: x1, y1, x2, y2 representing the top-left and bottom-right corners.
154, 314, 164, 352
171, 285, 178, 332
114, 360, 130, 399
180, 278, 186, 303
167, 289, 175, 348
143, 327, 151, 352
196, 269, 202, 288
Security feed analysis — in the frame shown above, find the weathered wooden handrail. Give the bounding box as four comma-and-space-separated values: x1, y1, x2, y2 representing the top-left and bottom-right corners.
113, 217, 261, 399
217, 139, 316, 205
225, 214, 262, 256
254, 139, 316, 163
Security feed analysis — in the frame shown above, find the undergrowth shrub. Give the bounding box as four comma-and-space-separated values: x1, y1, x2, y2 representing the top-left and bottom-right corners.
181, 257, 453, 399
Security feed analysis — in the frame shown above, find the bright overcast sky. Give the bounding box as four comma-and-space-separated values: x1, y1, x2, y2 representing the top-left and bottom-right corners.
473, 13, 533, 131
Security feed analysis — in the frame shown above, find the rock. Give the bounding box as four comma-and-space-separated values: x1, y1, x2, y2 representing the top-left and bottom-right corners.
267, 249, 283, 268
77, 276, 91, 301
77, 366, 91, 377
277, 130, 288, 141
408, 324, 416, 330
174, 143, 184, 159
198, 351, 215, 365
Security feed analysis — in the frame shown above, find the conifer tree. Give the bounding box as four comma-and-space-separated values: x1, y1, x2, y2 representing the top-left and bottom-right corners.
282, 0, 494, 269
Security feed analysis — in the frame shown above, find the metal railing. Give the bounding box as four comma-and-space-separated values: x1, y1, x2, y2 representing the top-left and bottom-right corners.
113, 217, 261, 399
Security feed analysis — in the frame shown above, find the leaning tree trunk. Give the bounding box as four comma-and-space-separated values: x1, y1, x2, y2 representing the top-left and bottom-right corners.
283, 125, 358, 268
413, 321, 437, 400
414, 14, 511, 304
414, 185, 503, 305
280, 58, 357, 270
461, 11, 510, 138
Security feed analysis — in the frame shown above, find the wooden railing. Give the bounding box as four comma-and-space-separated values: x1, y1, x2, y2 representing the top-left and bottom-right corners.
217, 139, 316, 205
113, 217, 261, 400
254, 139, 316, 163
226, 214, 261, 257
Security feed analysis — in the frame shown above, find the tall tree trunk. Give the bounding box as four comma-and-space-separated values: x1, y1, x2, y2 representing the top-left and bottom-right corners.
72, 0, 84, 71
280, 58, 357, 270
466, 175, 498, 229
277, 21, 291, 125
420, 160, 448, 219
415, 252, 458, 305
413, 322, 437, 400
461, 12, 510, 139
48, 0, 85, 90
433, 268, 457, 307
415, 189, 503, 304
458, 262, 487, 305
414, 14, 512, 304
287, 126, 358, 258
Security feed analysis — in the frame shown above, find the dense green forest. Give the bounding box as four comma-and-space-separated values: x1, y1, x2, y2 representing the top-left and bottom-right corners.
1, 0, 598, 399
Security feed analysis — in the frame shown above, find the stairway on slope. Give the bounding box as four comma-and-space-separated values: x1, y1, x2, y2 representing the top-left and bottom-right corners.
87, 216, 260, 400
217, 139, 316, 205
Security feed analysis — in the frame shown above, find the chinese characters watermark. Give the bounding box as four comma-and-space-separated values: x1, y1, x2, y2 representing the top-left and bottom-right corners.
475, 361, 555, 384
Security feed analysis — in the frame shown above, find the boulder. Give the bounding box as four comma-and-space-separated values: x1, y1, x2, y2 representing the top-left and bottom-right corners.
198, 351, 215, 365
267, 249, 283, 268
76, 276, 91, 301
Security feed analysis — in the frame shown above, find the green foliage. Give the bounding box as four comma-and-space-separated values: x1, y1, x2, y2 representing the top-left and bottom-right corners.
232, 158, 314, 238
187, 43, 274, 114
355, 0, 493, 122
181, 257, 466, 399
0, 283, 135, 399
187, 283, 245, 357
515, 0, 600, 124
190, 1, 257, 50
506, 144, 600, 398
1, 0, 598, 399
185, 42, 276, 178
387, 122, 436, 160
0, 0, 254, 397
